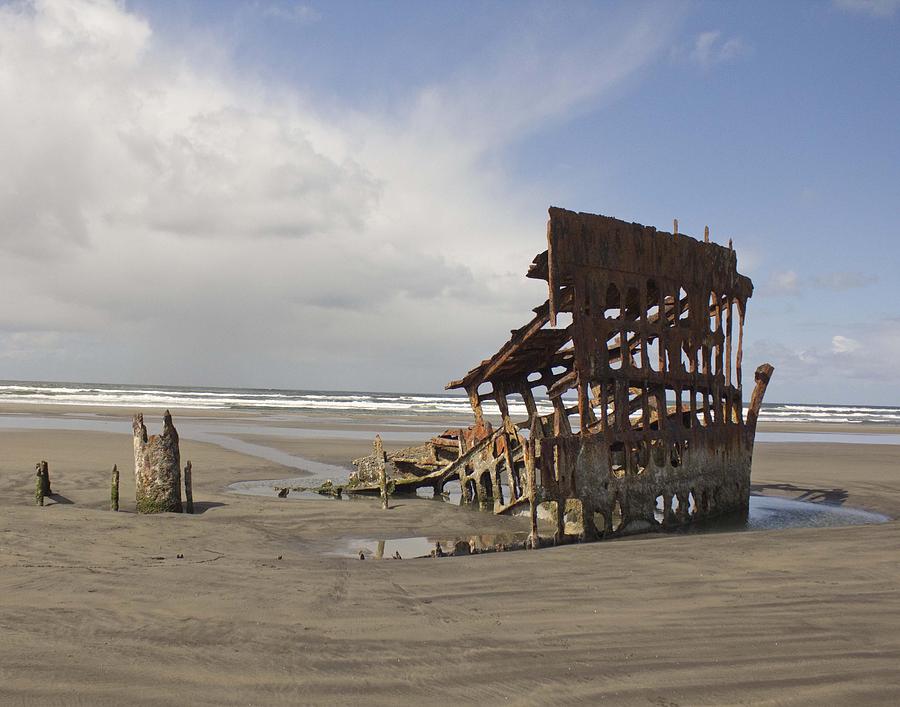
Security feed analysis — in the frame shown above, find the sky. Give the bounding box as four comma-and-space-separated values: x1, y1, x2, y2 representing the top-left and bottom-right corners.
0, 0, 898, 404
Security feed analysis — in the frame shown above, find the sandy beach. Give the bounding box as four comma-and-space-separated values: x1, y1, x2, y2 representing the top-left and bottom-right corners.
1, 404, 899, 705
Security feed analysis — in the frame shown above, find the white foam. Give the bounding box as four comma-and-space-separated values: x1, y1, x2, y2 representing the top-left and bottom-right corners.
0, 382, 896, 423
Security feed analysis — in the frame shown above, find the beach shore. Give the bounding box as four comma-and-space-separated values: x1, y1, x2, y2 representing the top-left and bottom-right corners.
1, 403, 899, 705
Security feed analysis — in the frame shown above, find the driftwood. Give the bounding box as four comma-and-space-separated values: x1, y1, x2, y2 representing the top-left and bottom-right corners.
110, 464, 119, 511
133, 411, 182, 514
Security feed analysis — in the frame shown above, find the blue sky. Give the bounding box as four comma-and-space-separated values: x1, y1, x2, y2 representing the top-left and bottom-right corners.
0, 0, 898, 403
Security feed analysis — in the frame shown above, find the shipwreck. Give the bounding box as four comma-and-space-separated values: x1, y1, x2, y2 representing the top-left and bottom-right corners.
351, 207, 774, 544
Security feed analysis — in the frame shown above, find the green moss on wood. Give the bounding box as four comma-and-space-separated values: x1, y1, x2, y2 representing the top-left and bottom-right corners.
136, 496, 179, 514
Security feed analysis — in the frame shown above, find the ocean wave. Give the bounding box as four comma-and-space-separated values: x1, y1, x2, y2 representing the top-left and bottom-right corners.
0, 382, 895, 423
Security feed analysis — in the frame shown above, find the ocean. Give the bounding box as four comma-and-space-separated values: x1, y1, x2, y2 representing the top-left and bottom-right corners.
0, 380, 897, 425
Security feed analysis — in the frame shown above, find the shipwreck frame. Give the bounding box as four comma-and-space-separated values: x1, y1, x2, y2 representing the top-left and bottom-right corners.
352, 208, 773, 544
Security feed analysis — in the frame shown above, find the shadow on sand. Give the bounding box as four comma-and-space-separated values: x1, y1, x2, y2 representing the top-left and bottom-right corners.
750, 482, 848, 506
191, 501, 227, 514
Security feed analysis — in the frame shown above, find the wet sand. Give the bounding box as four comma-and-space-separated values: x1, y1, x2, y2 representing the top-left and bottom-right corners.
1, 405, 899, 705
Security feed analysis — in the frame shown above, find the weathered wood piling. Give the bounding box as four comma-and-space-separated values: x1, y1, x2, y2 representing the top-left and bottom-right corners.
133, 410, 183, 514
110, 464, 119, 511
34, 468, 44, 506
183, 460, 194, 514
34, 461, 51, 506
37, 460, 51, 496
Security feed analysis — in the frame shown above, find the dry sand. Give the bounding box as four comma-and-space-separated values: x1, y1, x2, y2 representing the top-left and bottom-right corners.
1, 405, 899, 705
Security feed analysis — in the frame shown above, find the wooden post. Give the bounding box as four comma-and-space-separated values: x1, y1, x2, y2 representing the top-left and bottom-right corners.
374, 435, 389, 509
133, 411, 183, 514
37, 460, 50, 496
183, 460, 194, 514
110, 464, 119, 511
34, 466, 44, 506
379, 466, 389, 509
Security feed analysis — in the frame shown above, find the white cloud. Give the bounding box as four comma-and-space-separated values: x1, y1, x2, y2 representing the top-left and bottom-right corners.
833, 0, 900, 18
750, 320, 900, 390
812, 272, 875, 290
0, 331, 65, 360
0, 1, 375, 258
410, 13, 673, 148
833, 320, 900, 382
766, 270, 801, 295
683, 30, 748, 68
762, 270, 874, 296
831, 335, 861, 353
0, 0, 678, 390
260, 2, 321, 25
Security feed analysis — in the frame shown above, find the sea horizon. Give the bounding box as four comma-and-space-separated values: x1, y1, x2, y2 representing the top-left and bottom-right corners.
0, 378, 897, 425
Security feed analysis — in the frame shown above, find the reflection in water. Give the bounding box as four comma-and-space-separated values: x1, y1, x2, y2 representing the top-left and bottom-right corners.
230, 478, 890, 528
349, 532, 530, 560
337, 495, 889, 559
741, 495, 886, 530
229, 479, 888, 529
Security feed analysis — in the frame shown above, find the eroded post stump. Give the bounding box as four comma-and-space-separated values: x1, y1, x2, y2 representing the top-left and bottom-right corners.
133, 411, 183, 514
110, 464, 119, 511
183, 460, 194, 514
36, 460, 50, 496
34, 468, 44, 506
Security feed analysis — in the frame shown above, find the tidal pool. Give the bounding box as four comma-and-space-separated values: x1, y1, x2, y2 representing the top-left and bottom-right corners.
337, 495, 890, 559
